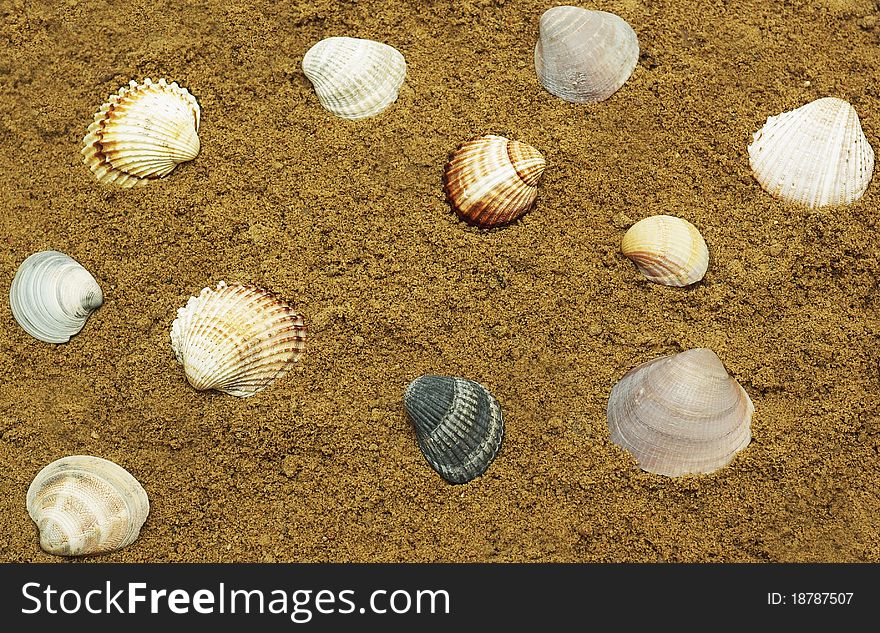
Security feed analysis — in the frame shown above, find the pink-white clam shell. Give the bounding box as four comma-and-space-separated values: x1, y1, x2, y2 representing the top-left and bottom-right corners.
534, 6, 639, 103
607, 348, 753, 476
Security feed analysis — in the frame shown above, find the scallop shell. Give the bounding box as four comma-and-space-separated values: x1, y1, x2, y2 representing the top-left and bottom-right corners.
621, 215, 709, 287
534, 6, 639, 103
404, 375, 504, 484
9, 250, 103, 343
748, 97, 875, 208
607, 348, 753, 477
26, 455, 149, 556
81, 77, 201, 188
170, 281, 307, 397
443, 134, 546, 228
302, 37, 406, 120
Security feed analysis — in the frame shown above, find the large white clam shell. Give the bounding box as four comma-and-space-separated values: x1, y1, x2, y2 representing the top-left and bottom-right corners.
82, 77, 201, 188
302, 36, 406, 120
748, 97, 875, 208
170, 281, 307, 397
607, 348, 753, 477
9, 250, 103, 343
27, 455, 149, 556
534, 6, 639, 103
621, 215, 709, 287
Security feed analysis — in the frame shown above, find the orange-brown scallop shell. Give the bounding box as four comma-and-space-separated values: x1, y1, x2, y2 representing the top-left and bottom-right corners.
443, 134, 546, 228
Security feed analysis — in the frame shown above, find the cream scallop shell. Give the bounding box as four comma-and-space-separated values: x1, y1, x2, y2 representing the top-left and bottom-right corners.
534, 6, 639, 103
748, 97, 874, 208
302, 37, 406, 120
607, 348, 753, 477
81, 77, 201, 188
9, 250, 103, 343
170, 281, 307, 397
443, 134, 546, 228
27, 455, 149, 556
621, 215, 709, 287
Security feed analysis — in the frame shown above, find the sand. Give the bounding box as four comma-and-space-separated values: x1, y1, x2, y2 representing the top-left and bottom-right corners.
0, 0, 879, 562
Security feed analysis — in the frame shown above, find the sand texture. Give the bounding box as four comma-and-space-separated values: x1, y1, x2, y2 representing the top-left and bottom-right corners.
1, 0, 879, 562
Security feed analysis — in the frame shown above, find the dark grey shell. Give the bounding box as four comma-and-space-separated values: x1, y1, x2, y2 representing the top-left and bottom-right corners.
404, 375, 504, 484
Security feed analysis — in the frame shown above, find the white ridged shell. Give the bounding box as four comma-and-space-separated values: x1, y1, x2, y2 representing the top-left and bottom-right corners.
621, 215, 709, 287
82, 78, 201, 188
170, 281, 307, 397
9, 250, 103, 343
302, 37, 406, 120
27, 455, 149, 556
607, 348, 753, 477
404, 375, 504, 484
748, 97, 875, 208
534, 6, 639, 103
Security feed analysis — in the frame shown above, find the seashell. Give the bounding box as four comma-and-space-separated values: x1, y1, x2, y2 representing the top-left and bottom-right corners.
621, 215, 709, 287
748, 97, 875, 208
27, 455, 149, 556
443, 134, 546, 228
302, 37, 406, 120
534, 6, 639, 103
170, 281, 307, 398
607, 348, 753, 477
404, 375, 504, 484
9, 250, 103, 343
82, 77, 201, 188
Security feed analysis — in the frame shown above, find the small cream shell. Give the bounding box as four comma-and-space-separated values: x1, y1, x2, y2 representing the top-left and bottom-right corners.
621, 215, 709, 287
302, 37, 406, 120
170, 281, 307, 397
82, 77, 201, 188
748, 97, 874, 208
534, 6, 639, 103
27, 455, 149, 556
607, 348, 753, 477
9, 250, 103, 343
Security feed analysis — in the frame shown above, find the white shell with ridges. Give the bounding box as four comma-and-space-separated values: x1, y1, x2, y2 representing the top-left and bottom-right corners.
534, 6, 639, 103
170, 281, 307, 397
82, 78, 201, 188
404, 375, 504, 484
748, 97, 874, 208
302, 37, 406, 120
9, 250, 103, 343
27, 455, 149, 556
621, 215, 709, 287
607, 348, 753, 477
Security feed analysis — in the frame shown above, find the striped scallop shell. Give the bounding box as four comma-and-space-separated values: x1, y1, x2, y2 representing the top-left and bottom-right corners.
534, 6, 639, 103
302, 37, 406, 120
9, 250, 103, 343
621, 215, 709, 287
404, 375, 504, 484
443, 134, 546, 228
170, 281, 306, 397
82, 78, 201, 188
27, 455, 149, 556
607, 348, 753, 477
748, 97, 874, 208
